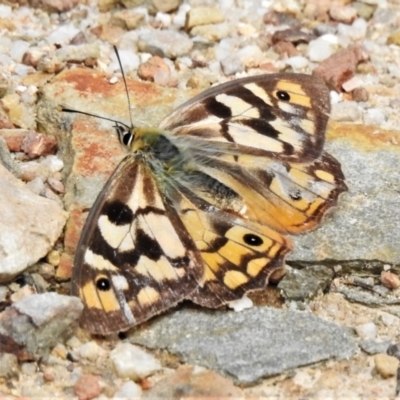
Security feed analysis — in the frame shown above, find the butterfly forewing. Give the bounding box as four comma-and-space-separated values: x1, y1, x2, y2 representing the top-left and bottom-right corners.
72, 155, 204, 335
160, 73, 330, 161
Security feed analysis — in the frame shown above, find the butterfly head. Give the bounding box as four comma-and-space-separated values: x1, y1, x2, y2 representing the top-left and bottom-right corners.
117, 124, 166, 155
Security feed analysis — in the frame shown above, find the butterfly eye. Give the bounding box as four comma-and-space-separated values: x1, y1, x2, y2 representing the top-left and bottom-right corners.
115, 125, 134, 147
243, 233, 263, 246
96, 277, 111, 291
276, 90, 290, 101
122, 132, 133, 146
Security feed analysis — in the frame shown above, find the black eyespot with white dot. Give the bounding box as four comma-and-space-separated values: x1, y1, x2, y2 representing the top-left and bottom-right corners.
96, 277, 111, 291
289, 190, 303, 201
104, 201, 134, 225
243, 233, 263, 246
276, 90, 290, 101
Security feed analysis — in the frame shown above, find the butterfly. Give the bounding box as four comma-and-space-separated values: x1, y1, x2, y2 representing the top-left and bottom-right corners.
66, 61, 347, 335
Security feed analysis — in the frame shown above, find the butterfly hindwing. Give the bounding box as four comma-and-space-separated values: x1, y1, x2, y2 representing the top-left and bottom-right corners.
72, 155, 203, 335
168, 183, 292, 307
179, 150, 347, 234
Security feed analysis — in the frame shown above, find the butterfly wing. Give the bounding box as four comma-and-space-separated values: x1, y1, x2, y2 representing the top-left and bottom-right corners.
180, 151, 347, 234
158, 73, 346, 306
72, 155, 204, 335
167, 181, 291, 307
160, 73, 347, 234
160, 73, 330, 161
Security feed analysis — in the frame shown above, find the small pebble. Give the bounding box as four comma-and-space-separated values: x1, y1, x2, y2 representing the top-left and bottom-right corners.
76, 341, 107, 362
237, 45, 264, 68
46, 250, 61, 268
228, 295, 253, 312
137, 55, 170, 83
155, 12, 172, 28
185, 7, 225, 30
0, 353, 18, 378
329, 4, 357, 23
380, 313, 398, 327
110, 343, 162, 380
47, 177, 65, 194
66, 336, 83, 349
26, 176, 45, 195
10, 284, 36, 302
41, 155, 64, 173
337, 18, 368, 41
387, 29, 400, 46
20, 160, 51, 181
51, 344, 68, 360
114, 380, 143, 398
307, 34, 338, 62
191, 23, 230, 42
21, 131, 58, 159
74, 374, 101, 400
374, 353, 399, 378
355, 322, 378, 340
21, 362, 37, 375
331, 101, 362, 122
153, 0, 181, 13
342, 76, 364, 92
220, 55, 244, 75
380, 271, 400, 290
0, 286, 8, 302
352, 87, 369, 102
286, 55, 309, 70
363, 108, 386, 126
138, 29, 193, 58
37, 262, 56, 280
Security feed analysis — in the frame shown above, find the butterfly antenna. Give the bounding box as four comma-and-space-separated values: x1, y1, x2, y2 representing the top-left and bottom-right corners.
113, 45, 134, 129
62, 108, 131, 130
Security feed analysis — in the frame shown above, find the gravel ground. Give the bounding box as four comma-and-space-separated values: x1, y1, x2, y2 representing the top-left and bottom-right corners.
0, 0, 400, 399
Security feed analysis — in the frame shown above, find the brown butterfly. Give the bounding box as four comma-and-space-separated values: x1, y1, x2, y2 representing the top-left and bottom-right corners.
66, 60, 346, 335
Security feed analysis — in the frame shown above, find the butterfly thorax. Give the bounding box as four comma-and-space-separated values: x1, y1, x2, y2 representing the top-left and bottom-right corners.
128, 127, 183, 166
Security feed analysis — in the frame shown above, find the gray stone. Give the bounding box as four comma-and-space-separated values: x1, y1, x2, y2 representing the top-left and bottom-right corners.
138, 28, 193, 58
0, 293, 83, 359
0, 353, 18, 378
0, 164, 68, 282
359, 340, 392, 355
290, 133, 400, 264
278, 265, 334, 301
153, 0, 181, 13
55, 43, 101, 63
335, 286, 400, 306
330, 101, 362, 122
220, 55, 244, 75
128, 307, 357, 384
0, 136, 20, 177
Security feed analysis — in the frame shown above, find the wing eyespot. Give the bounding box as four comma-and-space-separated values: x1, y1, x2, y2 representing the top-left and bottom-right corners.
96, 277, 111, 291
276, 90, 291, 101
243, 233, 263, 246
289, 190, 303, 201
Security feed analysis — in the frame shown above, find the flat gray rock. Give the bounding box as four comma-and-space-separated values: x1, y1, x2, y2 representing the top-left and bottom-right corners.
290, 131, 400, 264
128, 306, 357, 384
0, 293, 83, 360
